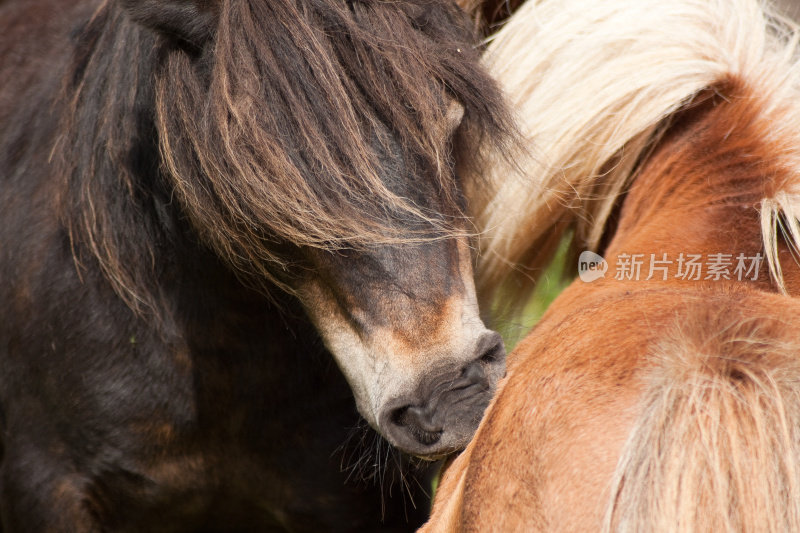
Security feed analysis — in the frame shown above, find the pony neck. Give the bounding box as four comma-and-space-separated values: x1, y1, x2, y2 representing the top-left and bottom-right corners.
606, 80, 800, 292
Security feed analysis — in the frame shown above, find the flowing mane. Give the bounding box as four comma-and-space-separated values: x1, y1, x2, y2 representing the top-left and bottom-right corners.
58, 0, 512, 312
423, 1, 800, 531
473, 0, 800, 313
606, 302, 800, 532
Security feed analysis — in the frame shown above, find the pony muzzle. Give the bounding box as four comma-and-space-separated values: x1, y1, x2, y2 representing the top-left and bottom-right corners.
380, 333, 506, 459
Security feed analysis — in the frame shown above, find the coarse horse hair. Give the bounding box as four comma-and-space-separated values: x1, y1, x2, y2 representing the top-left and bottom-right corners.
473, 0, 800, 313
606, 308, 800, 532
0, 0, 516, 529
59, 0, 511, 314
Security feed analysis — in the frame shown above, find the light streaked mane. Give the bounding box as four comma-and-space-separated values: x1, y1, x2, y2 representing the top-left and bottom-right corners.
474, 0, 800, 312
605, 308, 800, 532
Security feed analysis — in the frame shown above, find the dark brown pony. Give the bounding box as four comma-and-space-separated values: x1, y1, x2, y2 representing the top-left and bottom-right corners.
426, 0, 800, 530
0, 0, 512, 530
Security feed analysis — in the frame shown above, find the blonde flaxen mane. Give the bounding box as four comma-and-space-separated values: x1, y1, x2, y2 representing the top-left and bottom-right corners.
605, 308, 800, 533
475, 0, 800, 311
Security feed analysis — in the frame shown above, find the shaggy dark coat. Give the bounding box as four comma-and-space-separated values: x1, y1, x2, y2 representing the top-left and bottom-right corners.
0, 0, 509, 531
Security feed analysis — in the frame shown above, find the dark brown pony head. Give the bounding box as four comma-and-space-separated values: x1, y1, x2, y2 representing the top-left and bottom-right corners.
60, 0, 511, 458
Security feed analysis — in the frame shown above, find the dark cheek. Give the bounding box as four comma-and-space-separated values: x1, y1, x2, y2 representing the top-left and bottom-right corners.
318, 240, 465, 342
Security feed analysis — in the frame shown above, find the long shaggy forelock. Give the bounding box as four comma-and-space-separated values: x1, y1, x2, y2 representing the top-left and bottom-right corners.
57, 0, 510, 313
156, 0, 509, 281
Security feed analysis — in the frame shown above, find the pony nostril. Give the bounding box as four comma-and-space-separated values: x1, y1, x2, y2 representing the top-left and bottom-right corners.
477, 332, 506, 364
391, 405, 410, 427
391, 405, 443, 446
461, 358, 486, 383
475, 332, 508, 379
405, 406, 442, 433
382, 337, 506, 454
451, 333, 506, 389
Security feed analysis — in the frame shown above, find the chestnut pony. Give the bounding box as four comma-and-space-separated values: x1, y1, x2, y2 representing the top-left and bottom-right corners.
0, 0, 512, 530
426, 0, 800, 530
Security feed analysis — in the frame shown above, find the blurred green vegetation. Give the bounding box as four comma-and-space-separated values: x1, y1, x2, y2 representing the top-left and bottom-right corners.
491, 240, 572, 351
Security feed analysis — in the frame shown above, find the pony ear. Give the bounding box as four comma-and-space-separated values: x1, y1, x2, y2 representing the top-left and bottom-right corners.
120, 0, 218, 47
